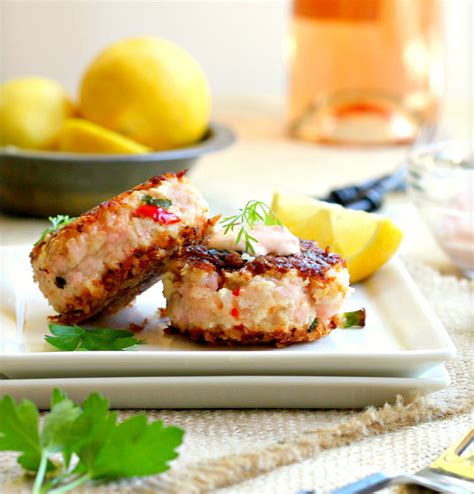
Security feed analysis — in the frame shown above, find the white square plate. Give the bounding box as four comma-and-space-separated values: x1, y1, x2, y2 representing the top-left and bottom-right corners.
0, 366, 450, 410
0, 246, 455, 379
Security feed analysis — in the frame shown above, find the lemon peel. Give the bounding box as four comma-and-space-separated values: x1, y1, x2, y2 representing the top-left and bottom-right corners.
272, 192, 403, 282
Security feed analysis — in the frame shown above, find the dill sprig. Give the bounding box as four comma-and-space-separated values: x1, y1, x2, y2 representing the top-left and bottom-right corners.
36, 215, 76, 245
220, 200, 282, 254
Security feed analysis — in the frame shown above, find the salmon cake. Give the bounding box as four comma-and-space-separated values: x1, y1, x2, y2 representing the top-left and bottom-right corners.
31, 171, 209, 323
163, 239, 352, 347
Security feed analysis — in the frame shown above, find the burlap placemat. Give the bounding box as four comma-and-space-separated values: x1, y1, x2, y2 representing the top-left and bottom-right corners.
2, 258, 473, 493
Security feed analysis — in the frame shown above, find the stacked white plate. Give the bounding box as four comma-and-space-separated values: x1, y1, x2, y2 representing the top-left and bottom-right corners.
0, 246, 456, 409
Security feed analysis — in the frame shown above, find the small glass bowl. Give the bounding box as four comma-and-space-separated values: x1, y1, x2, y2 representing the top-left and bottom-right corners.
407, 140, 474, 278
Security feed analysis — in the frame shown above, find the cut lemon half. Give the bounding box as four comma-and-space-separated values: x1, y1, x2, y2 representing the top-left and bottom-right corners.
272, 192, 403, 283
57, 118, 151, 154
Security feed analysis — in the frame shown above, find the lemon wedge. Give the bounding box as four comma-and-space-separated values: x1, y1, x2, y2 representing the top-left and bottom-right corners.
58, 118, 151, 154
272, 192, 403, 283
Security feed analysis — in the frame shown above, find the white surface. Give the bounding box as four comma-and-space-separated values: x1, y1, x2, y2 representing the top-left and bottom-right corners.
0, 246, 455, 379
0, 365, 450, 410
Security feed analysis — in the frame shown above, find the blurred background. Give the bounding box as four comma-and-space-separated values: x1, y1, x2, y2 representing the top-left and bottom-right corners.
1, 0, 471, 119
1, 0, 473, 276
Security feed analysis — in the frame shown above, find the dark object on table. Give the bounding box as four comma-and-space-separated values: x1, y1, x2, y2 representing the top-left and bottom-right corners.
0, 122, 234, 217
319, 125, 439, 212
319, 165, 407, 212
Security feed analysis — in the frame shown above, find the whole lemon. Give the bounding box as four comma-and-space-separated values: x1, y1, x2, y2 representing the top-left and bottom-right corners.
0, 77, 74, 150
79, 37, 210, 150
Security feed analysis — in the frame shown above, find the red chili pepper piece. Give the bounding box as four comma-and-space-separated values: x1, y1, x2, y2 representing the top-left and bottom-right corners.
157, 210, 181, 224
135, 204, 157, 219
232, 287, 241, 296
135, 204, 181, 225
230, 307, 239, 319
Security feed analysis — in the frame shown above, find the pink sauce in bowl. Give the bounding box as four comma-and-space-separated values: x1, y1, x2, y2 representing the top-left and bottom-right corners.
436, 183, 474, 277
408, 140, 474, 278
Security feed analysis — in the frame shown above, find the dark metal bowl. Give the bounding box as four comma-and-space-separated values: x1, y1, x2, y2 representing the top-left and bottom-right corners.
0, 122, 234, 217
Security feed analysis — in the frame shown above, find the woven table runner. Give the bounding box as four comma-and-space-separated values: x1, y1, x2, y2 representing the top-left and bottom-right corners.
2, 258, 473, 494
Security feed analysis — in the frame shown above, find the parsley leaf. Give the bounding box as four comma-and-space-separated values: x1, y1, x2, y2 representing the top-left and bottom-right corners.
36, 215, 76, 245
45, 324, 143, 351
0, 395, 69, 494
66, 392, 114, 469
0, 389, 184, 494
0, 395, 43, 471
143, 194, 172, 209
42, 389, 83, 469
75, 413, 184, 479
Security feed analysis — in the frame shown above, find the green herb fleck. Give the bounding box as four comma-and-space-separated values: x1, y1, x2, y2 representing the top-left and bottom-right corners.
220, 200, 282, 254
143, 194, 172, 209
340, 309, 366, 329
36, 215, 76, 245
45, 324, 144, 352
307, 318, 319, 333
0, 388, 184, 494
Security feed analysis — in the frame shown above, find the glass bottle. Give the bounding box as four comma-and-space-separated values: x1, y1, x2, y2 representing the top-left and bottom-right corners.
287, 0, 443, 145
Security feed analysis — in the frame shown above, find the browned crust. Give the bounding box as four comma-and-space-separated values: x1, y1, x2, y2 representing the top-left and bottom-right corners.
170, 240, 345, 281
32, 169, 210, 324
165, 317, 337, 348
30, 170, 187, 261
51, 224, 204, 324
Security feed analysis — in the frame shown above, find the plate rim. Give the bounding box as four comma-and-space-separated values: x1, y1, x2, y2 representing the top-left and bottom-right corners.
0, 365, 451, 410
0, 251, 457, 378
0, 364, 450, 386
